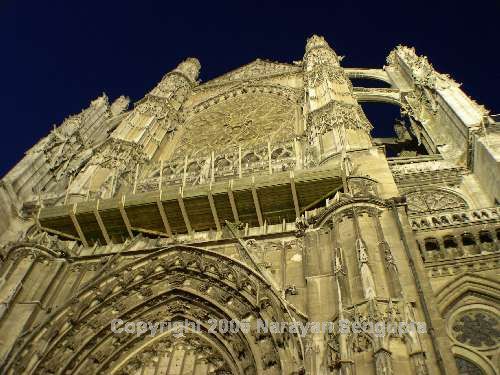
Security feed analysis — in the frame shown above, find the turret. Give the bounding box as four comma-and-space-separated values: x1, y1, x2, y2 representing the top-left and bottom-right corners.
303, 35, 372, 163
111, 57, 200, 158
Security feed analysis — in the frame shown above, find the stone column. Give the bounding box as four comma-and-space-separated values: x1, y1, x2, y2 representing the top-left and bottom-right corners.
352, 209, 377, 301
302, 227, 336, 375
373, 212, 403, 298
0, 254, 36, 361
331, 217, 354, 375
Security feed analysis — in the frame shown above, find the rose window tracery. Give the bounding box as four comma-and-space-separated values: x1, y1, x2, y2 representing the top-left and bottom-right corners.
451, 309, 499, 348
172, 92, 298, 159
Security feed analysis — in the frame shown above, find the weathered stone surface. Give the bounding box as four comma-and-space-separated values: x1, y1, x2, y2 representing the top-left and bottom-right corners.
0, 35, 498, 375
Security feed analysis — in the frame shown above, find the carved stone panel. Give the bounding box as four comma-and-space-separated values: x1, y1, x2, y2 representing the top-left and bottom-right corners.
406, 189, 467, 214
172, 92, 298, 159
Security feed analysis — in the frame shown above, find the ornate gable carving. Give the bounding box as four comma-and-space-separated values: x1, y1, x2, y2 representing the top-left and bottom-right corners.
201, 59, 301, 87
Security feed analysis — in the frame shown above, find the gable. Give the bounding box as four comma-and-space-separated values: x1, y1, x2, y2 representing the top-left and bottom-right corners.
201, 59, 302, 86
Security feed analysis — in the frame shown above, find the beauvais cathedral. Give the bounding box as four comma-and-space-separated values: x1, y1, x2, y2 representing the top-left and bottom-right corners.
0, 35, 498, 375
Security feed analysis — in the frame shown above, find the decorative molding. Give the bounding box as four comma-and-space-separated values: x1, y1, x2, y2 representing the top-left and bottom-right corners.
199, 59, 301, 87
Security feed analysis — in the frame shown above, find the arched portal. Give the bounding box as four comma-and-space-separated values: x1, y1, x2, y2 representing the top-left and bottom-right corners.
3, 246, 305, 375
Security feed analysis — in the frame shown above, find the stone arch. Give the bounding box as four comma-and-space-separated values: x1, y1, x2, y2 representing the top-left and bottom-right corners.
345, 68, 393, 85
452, 345, 497, 375
2, 245, 305, 375
354, 89, 401, 106
189, 84, 302, 115
443, 235, 459, 249
111, 326, 241, 375
434, 274, 499, 375
312, 198, 388, 230
435, 274, 500, 315
1, 242, 68, 261
461, 232, 477, 246
478, 230, 494, 244
96, 291, 251, 375
424, 237, 440, 251
350, 78, 393, 89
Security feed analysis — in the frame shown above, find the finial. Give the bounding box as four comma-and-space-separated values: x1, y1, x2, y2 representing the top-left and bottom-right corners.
305, 34, 330, 52
175, 57, 201, 82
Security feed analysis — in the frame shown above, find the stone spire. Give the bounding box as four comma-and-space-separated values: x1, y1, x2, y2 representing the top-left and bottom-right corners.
69, 58, 201, 200
111, 57, 201, 158
303, 35, 372, 162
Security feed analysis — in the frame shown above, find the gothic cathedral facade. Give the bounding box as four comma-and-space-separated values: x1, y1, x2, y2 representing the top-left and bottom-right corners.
0, 36, 498, 375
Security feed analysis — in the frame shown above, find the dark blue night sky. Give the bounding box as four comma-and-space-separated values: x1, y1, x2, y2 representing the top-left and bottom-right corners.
1, 0, 499, 176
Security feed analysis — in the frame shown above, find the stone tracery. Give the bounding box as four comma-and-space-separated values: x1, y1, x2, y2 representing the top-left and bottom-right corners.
405, 189, 468, 214
172, 91, 299, 159
451, 310, 499, 348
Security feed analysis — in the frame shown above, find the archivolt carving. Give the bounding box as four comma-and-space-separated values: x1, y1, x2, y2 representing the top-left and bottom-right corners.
190, 84, 302, 114
0, 243, 67, 263
452, 347, 498, 375
1, 225, 72, 261
405, 189, 468, 214
114, 330, 238, 375
2, 246, 305, 375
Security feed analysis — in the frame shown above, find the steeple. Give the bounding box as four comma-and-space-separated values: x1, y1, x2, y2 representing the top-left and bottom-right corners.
305, 34, 342, 65
303, 35, 372, 162
111, 57, 201, 157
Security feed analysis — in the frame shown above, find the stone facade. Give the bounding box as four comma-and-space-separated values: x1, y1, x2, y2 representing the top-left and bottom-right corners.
0, 36, 498, 375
